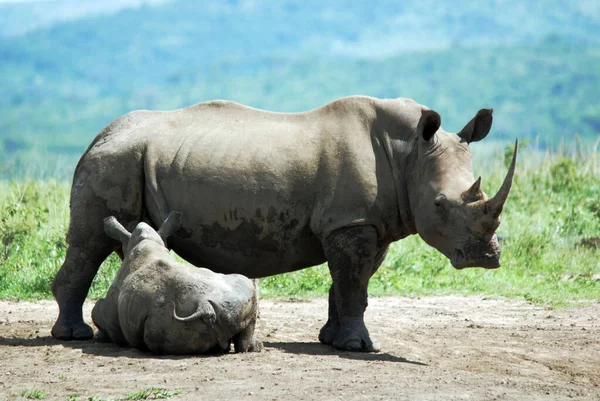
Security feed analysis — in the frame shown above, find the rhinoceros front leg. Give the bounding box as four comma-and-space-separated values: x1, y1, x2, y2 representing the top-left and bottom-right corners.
320, 225, 388, 352
233, 320, 263, 353
319, 243, 389, 346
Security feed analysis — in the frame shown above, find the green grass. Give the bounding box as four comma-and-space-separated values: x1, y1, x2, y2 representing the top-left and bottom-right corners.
20, 389, 45, 399
121, 388, 182, 400
73, 388, 181, 401
0, 145, 598, 307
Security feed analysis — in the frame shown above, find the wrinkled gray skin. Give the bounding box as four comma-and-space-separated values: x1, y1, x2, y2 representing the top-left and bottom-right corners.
52, 96, 518, 352
92, 212, 261, 354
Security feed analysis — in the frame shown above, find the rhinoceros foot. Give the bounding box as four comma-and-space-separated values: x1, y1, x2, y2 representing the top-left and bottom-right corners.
318, 320, 340, 345
331, 320, 381, 353
51, 320, 94, 341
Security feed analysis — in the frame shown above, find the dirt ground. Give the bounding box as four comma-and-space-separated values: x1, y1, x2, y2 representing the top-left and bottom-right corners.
0, 296, 598, 401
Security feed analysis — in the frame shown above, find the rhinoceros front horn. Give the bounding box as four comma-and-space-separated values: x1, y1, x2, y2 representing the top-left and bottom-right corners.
486, 139, 519, 217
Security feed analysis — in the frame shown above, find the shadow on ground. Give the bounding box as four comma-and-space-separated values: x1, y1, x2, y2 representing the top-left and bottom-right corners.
0, 335, 427, 365
0, 335, 225, 360
264, 341, 428, 365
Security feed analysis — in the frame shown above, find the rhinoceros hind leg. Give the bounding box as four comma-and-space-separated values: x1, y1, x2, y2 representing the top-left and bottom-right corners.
322, 225, 387, 352
52, 162, 143, 341
51, 242, 114, 340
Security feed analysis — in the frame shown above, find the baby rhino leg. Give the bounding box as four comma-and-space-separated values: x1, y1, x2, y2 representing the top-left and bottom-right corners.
233, 320, 262, 353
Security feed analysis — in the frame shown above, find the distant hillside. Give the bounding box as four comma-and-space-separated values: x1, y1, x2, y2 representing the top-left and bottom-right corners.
0, 1, 599, 178
0, 0, 173, 37
1, 0, 598, 50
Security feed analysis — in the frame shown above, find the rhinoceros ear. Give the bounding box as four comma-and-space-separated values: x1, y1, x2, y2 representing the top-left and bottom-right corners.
103, 216, 131, 247
418, 109, 442, 141
158, 211, 182, 246
458, 109, 493, 143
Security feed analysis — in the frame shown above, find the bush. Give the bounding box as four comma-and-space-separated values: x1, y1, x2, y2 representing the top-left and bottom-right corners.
550, 158, 579, 193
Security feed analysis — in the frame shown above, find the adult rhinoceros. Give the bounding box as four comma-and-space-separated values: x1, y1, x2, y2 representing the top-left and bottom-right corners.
52, 96, 517, 352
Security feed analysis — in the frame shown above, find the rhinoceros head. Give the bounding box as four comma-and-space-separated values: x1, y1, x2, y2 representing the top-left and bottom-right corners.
409, 109, 518, 269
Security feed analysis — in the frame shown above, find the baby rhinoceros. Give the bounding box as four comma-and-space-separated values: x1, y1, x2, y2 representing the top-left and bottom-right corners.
91, 212, 261, 354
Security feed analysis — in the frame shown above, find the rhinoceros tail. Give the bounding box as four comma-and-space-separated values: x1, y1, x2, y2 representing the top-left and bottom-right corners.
171, 301, 217, 326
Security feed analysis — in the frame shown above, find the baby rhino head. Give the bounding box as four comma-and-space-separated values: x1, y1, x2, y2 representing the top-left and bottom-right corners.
103, 212, 182, 256
129, 223, 166, 251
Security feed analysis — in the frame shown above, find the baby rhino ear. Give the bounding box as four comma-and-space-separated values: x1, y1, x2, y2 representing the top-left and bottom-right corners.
418, 109, 442, 141
458, 109, 493, 143
157, 211, 182, 246
103, 216, 132, 248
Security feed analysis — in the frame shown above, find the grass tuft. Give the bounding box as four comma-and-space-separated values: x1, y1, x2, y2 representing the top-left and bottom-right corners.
122, 388, 182, 400
20, 389, 45, 399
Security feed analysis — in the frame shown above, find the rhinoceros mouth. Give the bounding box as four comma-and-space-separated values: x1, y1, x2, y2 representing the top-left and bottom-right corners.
451, 249, 500, 270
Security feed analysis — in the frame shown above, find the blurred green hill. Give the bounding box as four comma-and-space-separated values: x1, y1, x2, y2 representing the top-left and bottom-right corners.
1, 1, 599, 178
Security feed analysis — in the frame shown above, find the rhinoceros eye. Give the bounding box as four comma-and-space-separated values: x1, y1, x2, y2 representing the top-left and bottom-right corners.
434, 194, 447, 208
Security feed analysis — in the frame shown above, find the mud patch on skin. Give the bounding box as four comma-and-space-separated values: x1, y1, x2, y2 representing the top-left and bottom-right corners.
283, 218, 299, 231
201, 221, 279, 256
177, 227, 194, 239
266, 206, 279, 224
187, 206, 308, 261
169, 213, 326, 277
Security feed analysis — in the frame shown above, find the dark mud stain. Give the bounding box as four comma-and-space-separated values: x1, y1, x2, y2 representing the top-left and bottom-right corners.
267, 207, 279, 224
283, 218, 299, 231
201, 221, 279, 257
178, 227, 194, 239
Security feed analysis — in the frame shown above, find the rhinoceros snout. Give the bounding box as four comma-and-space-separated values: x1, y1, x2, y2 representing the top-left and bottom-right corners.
451, 236, 501, 269
451, 251, 500, 269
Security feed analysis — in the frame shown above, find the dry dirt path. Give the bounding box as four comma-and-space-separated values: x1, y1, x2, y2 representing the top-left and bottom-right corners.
0, 296, 599, 400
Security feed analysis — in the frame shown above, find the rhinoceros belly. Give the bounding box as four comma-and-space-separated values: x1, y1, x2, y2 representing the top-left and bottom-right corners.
148, 167, 328, 276
169, 216, 326, 277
